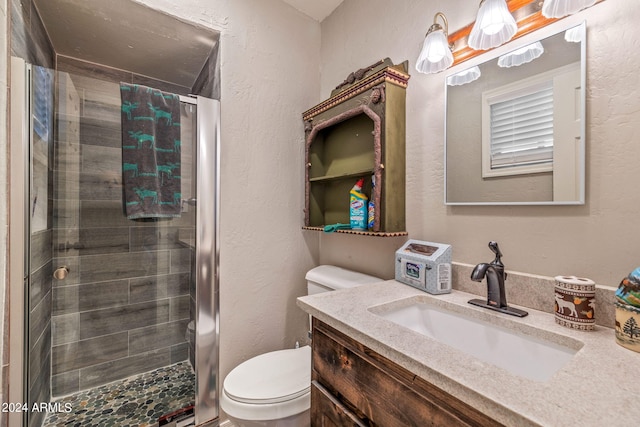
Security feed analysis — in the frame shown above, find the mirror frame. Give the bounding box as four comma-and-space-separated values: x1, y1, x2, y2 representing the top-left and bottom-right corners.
444, 20, 586, 206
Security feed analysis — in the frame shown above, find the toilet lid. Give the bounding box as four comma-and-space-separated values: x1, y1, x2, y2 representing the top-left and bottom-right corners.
224, 346, 311, 404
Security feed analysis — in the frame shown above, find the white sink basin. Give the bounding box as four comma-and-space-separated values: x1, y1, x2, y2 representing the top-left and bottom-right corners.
369, 299, 581, 382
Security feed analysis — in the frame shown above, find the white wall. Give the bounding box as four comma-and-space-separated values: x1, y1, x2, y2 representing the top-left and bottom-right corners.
320, 0, 640, 288
0, 0, 8, 409
133, 0, 321, 389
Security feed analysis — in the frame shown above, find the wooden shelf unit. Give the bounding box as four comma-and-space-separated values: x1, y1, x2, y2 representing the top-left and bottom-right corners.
303, 58, 409, 233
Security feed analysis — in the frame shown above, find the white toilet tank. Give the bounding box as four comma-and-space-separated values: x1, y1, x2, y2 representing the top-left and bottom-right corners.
306, 265, 381, 295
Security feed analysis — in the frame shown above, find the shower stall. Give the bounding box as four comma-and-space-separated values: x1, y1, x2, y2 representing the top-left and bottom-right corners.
9, 55, 220, 426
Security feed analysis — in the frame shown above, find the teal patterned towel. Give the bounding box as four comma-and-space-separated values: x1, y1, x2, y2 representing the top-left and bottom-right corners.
120, 83, 181, 219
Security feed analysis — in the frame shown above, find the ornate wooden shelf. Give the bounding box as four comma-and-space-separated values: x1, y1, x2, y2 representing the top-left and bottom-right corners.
309, 168, 375, 183
302, 58, 409, 234
302, 226, 408, 237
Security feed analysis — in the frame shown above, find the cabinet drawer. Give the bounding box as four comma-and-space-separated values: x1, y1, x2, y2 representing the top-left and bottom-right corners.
312, 319, 502, 427
311, 380, 367, 427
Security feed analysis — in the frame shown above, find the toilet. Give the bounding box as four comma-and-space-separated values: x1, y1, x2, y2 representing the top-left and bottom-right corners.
220, 265, 381, 426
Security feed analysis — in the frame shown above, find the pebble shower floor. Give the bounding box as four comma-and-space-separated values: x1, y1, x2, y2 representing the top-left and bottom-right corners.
43, 362, 195, 427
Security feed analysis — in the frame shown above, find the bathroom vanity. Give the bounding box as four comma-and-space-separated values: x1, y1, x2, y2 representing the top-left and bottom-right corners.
311, 318, 499, 426
298, 280, 639, 426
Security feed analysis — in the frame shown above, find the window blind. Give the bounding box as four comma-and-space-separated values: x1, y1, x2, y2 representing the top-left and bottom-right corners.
489, 82, 553, 170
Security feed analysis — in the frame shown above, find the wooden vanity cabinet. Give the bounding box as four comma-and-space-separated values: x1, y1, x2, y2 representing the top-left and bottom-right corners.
302, 59, 409, 236
311, 319, 503, 427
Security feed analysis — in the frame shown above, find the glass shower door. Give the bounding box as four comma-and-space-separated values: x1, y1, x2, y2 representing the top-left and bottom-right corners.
10, 58, 205, 426
46, 70, 198, 426
12, 54, 219, 427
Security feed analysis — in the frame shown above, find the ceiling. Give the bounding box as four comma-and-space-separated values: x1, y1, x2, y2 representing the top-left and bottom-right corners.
281, 0, 344, 21
33, 0, 341, 88
34, 0, 219, 88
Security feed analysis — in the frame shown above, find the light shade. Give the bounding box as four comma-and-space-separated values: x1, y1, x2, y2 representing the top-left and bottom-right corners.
542, 0, 597, 18
497, 41, 544, 68
468, 0, 517, 51
564, 26, 583, 43
447, 66, 481, 86
416, 13, 454, 74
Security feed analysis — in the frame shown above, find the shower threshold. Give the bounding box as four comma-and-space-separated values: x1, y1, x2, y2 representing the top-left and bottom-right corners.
44, 361, 195, 427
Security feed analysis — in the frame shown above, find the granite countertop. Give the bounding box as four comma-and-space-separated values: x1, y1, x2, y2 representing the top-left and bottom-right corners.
297, 280, 638, 427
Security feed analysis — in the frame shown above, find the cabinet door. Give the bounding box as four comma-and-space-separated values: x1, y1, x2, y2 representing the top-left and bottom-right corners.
311, 381, 367, 427
312, 320, 503, 427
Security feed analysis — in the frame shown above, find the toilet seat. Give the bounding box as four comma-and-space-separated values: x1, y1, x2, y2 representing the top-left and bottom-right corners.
221, 346, 311, 421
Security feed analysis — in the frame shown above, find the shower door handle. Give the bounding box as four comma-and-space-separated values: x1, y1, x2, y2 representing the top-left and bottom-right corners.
53, 266, 69, 280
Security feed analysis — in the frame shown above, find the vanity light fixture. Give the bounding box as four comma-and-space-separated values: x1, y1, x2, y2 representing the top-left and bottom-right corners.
468, 0, 517, 51
497, 41, 544, 68
541, 0, 597, 18
447, 66, 481, 86
415, 12, 454, 74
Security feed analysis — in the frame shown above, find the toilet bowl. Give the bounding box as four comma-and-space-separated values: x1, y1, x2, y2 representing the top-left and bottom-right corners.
221, 346, 311, 427
220, 265, 381, 426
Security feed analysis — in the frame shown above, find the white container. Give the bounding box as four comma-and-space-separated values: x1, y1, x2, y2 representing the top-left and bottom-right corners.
395, 240, 452, 295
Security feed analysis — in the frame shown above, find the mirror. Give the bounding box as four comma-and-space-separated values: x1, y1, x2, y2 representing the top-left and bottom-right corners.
445, 22, 585, 205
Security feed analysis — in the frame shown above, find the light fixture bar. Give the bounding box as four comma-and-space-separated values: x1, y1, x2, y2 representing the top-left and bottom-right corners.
449, 0, 606, 66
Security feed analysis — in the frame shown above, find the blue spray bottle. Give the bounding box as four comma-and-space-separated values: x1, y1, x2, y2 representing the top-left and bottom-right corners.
349, 178, 368, 230
367, 175, 375, 230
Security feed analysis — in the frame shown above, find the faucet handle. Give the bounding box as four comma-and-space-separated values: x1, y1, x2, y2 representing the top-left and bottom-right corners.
488, 241, 504, 267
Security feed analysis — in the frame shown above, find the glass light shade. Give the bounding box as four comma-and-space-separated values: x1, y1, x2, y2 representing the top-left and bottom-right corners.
497, 41, 544, 68
447, 66, 481, 86
542, 0, 597, 18
564, 26, 583, 43
416, 29, 454, 74
468, 0, 517, 50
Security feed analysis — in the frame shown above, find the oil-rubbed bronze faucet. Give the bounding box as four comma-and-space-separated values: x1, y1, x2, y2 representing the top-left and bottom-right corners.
468, 241, 528, 317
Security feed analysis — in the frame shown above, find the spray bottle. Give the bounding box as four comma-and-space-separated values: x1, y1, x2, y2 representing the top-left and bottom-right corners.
367, 174, 375, 230
349, 178, 368, 230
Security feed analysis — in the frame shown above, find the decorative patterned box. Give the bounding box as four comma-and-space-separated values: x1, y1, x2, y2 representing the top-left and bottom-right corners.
554, 275, 596, 331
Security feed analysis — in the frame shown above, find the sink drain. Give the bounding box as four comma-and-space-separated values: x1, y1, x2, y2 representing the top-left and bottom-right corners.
116, 402, 138, 415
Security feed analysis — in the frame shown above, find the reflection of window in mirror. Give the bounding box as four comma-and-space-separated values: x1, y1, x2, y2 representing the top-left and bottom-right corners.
481, 63, 581, 200
483, 79, 554, 177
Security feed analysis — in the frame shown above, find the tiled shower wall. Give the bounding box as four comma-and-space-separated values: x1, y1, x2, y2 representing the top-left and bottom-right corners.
50, 57, 197, 397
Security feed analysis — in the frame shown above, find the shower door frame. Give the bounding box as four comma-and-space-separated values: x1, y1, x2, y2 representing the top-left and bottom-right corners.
8, 58, 221, 426
8, 56, 31, 427
193, 95, 221, 425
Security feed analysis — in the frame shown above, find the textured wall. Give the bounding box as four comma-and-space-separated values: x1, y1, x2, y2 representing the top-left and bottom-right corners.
319, 0, 640, 289
133, 0, 321, 397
